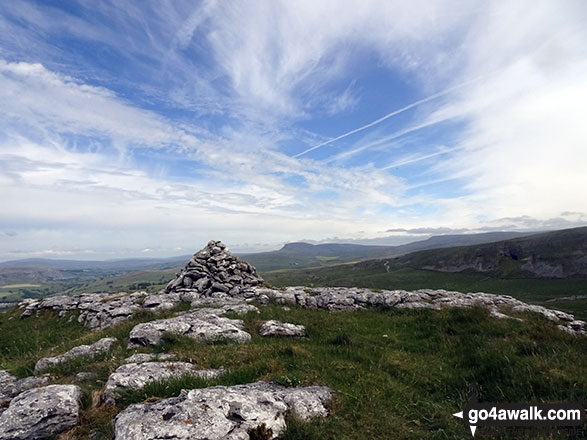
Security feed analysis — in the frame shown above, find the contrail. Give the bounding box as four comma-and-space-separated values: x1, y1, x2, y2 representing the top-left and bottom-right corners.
381, 145, 467, 170
293, 75, 484, 158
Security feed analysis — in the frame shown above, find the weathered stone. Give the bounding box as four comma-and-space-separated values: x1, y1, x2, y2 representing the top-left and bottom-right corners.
125, 353, 177, 363
259, 320, 306, 337
128, 310, 251, 348
0, 371, 51, 413
35, 337, 118, 374
74, 372, 98, 382
19, 292, 157, 330
211, 282, 229, 293
163, 241, 263, 297
239, 286, 587, 336
194, 276, 210, 292
104, 362, 225, 404
113, 381, 331, 440
0, 385, 82, 440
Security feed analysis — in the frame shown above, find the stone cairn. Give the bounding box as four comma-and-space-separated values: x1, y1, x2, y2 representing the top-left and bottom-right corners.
164, 240, 263, 296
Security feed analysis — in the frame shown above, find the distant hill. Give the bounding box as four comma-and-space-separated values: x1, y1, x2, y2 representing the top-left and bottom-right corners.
241, 231, 531, 272
395, 226, 587, 278
0, 230, 555, 300
0, 256, 190, 272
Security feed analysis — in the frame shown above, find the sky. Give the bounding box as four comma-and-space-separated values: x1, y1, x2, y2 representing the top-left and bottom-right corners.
1, 0, 586, 260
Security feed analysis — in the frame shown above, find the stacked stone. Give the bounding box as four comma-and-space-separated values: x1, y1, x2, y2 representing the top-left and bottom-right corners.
164, 240, 263, 296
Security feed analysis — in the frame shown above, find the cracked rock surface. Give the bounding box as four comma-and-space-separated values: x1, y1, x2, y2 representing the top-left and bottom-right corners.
114, 381, 331, 440
124, 352, 177, 363
0, 384, 82, 440
0, 371, 51, 416
259, 320, 306, 337
104, 362, 225, 404
34, 337, 117, 374
19, 291, 155, 330
128, 309, 251, 348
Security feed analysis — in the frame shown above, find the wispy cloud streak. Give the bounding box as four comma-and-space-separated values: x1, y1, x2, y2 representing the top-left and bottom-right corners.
293, 74, 486, 158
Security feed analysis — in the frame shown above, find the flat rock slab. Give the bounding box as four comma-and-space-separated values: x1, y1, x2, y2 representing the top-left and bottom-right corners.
35, 337, 117, 374
259, 320, 306, 337
0, 384, 82, 440
128, 310, 251, 348
0, 371, 50, 414
104, 362, 225, 404
114, 381, 331, 440
124, 353, 177, 363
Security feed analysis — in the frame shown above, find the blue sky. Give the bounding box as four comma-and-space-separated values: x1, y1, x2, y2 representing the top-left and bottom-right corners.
1, 0, 586, 260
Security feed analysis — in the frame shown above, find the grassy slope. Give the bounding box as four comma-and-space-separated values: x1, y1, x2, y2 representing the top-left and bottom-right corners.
1, 303, 586, 439
394, 226, 587, 278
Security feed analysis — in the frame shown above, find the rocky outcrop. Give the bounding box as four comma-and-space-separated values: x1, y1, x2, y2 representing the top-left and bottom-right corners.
259, 320, 306, 337
113, 381, 331, 440
128, 309, 251, 348
164, 240, 263, 296
19, 291, 154, 330
104, 362, 225, 404
0, 371, 51, 415
34, 337, 117, 373
0, 385, 82, 440
242, 286, 587, 336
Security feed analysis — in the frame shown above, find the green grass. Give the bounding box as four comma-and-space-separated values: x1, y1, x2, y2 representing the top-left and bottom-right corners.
0, 283, 42, 289
2, 302, 585, 439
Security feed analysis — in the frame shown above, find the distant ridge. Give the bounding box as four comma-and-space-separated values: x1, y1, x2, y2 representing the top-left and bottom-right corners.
241, 231, 533, 272
395, 226, 587, 278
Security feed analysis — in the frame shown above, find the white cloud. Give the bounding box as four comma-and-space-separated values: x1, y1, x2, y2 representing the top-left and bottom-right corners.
430, 1, 587, 223
1, 1, 586, 259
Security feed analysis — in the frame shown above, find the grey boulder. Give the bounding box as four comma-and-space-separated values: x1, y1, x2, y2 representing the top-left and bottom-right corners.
104, 362, 225, 404
127, 310, 251, 348
259, 320, 306, 337
114, 381, 331, 440
0, 384, 82, 440
124, 352, 177, 363
0, 371, 50, 414
34, 337, 118, 374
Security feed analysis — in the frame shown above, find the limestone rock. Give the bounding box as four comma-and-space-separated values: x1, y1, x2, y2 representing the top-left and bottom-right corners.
19, 291, 168, 330
0, 371, 51, 414
242, 286, 587, 336
104, 362, 225, 404
125, 353, 177, 363
259, 320, 306, 337
34, 337, 118, 374
0, 385, 82, 440
128, 310, 251, 348
74, 372, 98, 383
113, 381, 331, 440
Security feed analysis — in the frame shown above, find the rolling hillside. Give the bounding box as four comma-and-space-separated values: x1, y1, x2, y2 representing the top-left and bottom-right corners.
240, 231, 529, 272
394, 226, 587, 279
